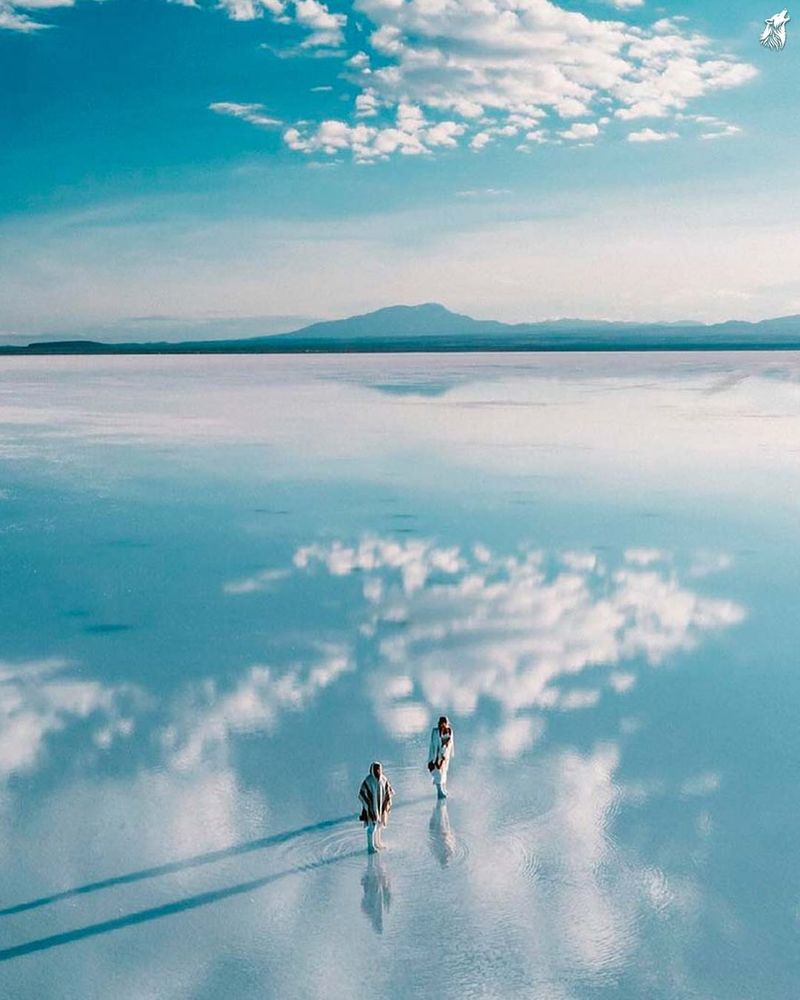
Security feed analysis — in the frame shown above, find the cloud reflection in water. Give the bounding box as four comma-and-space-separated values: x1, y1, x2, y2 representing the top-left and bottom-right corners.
227, 536, 746, 754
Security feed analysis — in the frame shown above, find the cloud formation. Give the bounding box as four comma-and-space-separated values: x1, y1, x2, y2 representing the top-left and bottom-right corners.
231, 536, 744, 754
1, 0, 756, 159
1, 0, 344, 48
0, 658, 140, 780
0, 0, 73, 32
282, 1, 755, 159
209, 102, 283, 128
163, 643, 352, 769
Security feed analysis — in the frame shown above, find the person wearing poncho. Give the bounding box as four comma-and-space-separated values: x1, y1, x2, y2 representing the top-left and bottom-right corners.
359, 761, 393, 853
428, 715, 454, 799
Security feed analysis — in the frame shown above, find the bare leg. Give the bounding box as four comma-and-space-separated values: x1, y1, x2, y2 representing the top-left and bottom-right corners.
367, 822, 377, 853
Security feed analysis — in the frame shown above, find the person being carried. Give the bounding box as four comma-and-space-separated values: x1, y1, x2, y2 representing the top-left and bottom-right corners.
358, 761, 393, 853
428, 715, 454, 800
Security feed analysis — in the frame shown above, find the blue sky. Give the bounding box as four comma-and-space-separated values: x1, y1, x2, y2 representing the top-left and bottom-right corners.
1, 0, 799, 338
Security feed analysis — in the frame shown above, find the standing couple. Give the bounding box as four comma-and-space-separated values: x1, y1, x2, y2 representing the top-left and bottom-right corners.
358, 715, 454, 853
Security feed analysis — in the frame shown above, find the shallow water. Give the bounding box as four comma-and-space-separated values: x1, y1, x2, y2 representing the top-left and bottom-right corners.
0, 353, 798, 999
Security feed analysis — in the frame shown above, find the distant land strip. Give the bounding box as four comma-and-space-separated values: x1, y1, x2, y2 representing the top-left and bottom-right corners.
4, 303, 800, 354
3, 336, 800, 355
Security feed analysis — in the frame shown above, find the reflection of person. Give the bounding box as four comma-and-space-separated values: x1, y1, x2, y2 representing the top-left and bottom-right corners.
359, 761, 393, 853
427, 715, 454, 799
428, 800, 456, 868
360, 853, 392, 934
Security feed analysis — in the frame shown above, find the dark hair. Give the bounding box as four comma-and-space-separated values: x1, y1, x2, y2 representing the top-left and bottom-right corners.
438, 716, 449, 726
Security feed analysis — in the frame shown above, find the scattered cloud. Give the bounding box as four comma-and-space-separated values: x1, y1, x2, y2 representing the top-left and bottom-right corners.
700, 123, 742, 140
627, 127, 679, 143
163, 643, 352, 769
275, 536, 746, 755
0, 658, 141, 780
679, 771, 721, 797
688, 551, 734, 579
223, 568, 290, 594
284, 103, 465, 161
624, 548, 669, 567
294, 0, 345, 48
0, 0, 73, 32
5, 0, 756, 161
609, 671, 636, 693
209, 102, 282, 128
216, 0, 287, 20
560, 122, 601, 142
278, 0, 755, 158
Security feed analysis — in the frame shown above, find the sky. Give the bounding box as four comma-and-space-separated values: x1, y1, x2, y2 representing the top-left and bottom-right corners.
1, 0, 799, 339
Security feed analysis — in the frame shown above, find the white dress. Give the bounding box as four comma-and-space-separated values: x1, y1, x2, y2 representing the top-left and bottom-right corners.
428, 727, 454, 787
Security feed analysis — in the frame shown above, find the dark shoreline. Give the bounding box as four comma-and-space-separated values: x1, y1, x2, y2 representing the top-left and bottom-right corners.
3, 338, 800, 356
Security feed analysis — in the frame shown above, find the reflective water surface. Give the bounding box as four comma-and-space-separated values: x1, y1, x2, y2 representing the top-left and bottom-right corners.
0, 353, 798, 999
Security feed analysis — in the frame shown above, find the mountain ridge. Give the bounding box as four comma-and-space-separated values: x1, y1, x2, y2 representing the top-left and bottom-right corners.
3, 303, 800, 354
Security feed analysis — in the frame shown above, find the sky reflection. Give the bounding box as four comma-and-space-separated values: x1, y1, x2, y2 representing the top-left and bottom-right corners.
0, 355, 796, 998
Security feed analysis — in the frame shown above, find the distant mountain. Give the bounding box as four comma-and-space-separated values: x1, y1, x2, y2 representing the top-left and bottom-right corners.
267, 303, 510, 341
3, 303, 800, 355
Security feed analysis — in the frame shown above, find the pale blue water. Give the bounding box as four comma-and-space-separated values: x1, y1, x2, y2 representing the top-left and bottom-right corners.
0, 353, 798, 999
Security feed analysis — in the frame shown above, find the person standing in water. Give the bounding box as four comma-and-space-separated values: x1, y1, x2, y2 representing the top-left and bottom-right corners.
428, 715, 454, 799
359, 761, 393, 853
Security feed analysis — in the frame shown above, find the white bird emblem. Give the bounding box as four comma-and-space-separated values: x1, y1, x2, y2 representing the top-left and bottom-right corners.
761, 9, 790, 49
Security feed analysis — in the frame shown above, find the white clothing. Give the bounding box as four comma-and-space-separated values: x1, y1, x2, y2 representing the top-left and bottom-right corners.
428, 726, 454, 789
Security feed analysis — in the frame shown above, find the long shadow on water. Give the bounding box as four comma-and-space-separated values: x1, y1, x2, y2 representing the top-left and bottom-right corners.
0, 850, 364, 962
0, 815, 356, 918
0, 796, 430, 960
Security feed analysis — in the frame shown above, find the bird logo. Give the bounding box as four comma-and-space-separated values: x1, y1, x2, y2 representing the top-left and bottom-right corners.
761, 9, 790, 49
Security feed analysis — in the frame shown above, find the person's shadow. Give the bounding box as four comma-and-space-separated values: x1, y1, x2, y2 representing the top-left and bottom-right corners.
0, 800, 428, 963
360, 853, 392, 934
428, 800, 456, 868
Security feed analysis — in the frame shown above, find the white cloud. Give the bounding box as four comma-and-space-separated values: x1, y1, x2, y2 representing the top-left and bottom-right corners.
700, 124, 742, 140
680, 771, 720, 797
294, 0, 345, 48
285, 102, 447, 159
427, 120, 465, 147
624, 547, 668, 567
217, 0, 286, 20
456, 188, 512, 199
209, 102, 282, 128
164, 644, 352, 770
560, 122, 600, 142
627, 127, 679, 143
561, 551, 598, 572
355, 89, 379, 117
560, 689, 601, 710
287, 536, 745, 755
0, 0, 72, 31
496, 715, 545, 758
287, 0, 754, 158
0, 658, 141, 780
609, 671, 636, 693
223, 567, 290, 594
688, 551, 734, 579
6, 0, 754, 159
